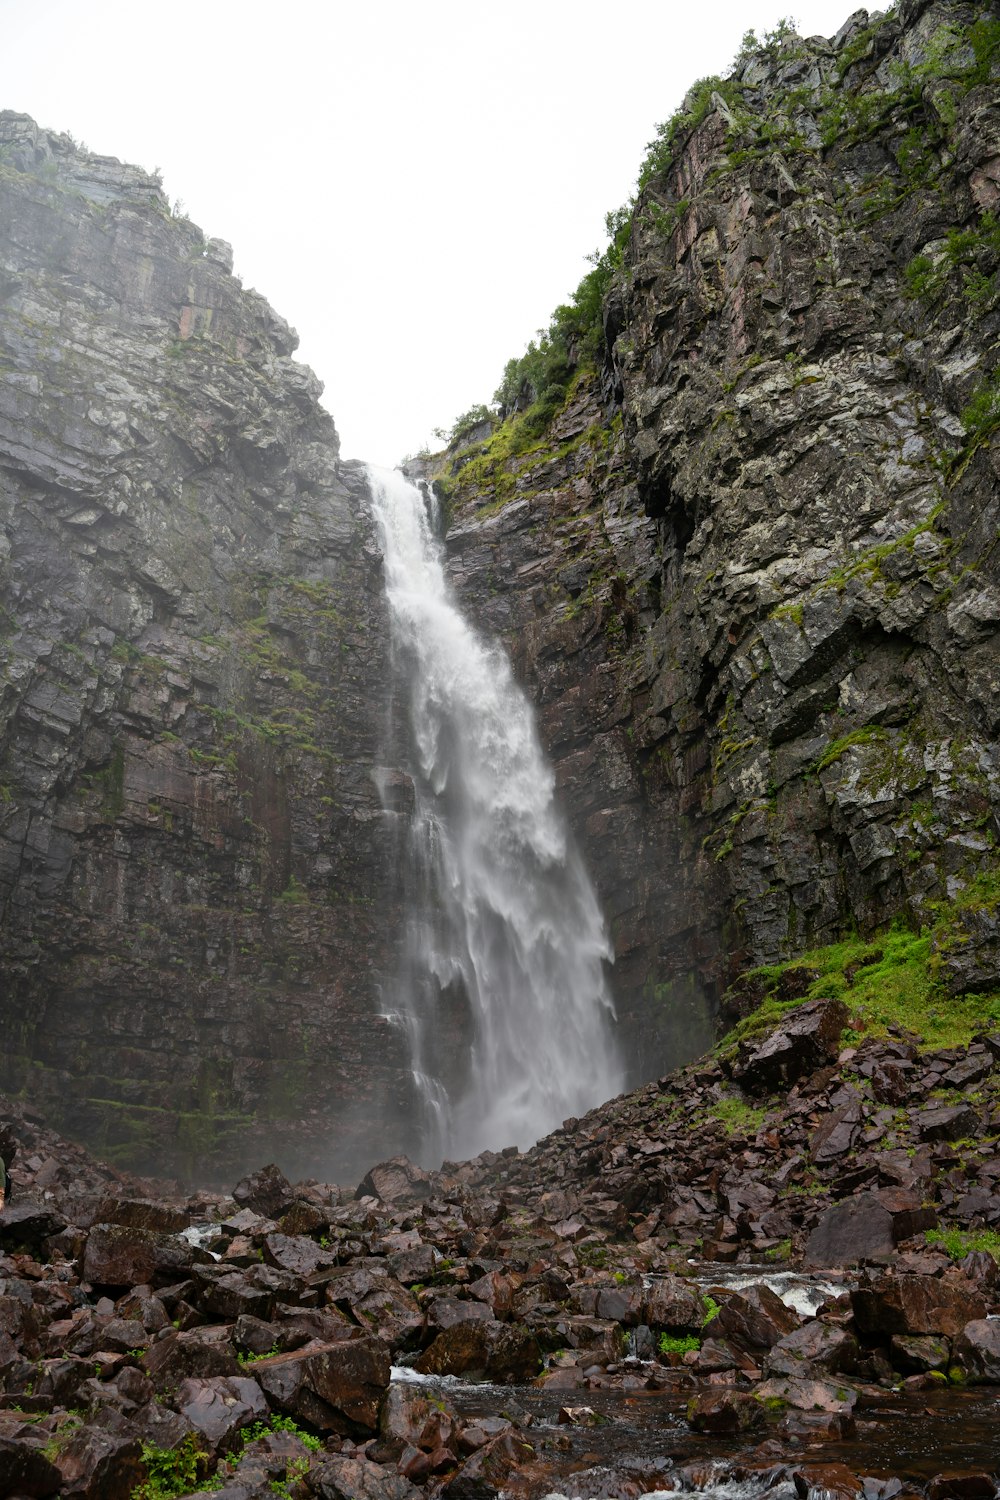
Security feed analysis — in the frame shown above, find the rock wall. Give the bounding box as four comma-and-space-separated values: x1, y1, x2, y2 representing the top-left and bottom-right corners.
0, 113, 414, 1181
434, 0, 1000, 1083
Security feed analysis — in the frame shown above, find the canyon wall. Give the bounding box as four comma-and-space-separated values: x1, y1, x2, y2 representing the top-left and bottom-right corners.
434, 0, 1000, 1083
1, 0, 999, 1173
0, 112, 415, 1181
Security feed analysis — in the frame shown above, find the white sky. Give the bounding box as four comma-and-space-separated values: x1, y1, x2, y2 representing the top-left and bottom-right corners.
3, 0, 858, 466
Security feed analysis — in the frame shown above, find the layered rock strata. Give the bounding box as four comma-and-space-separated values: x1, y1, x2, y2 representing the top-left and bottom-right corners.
434, 0, 1000, 1080
0, 113, 411, 1179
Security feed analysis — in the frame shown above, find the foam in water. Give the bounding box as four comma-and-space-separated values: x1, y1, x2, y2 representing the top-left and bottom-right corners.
367, 463, 624, 1162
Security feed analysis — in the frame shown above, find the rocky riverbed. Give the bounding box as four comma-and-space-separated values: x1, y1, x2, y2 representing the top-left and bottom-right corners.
1, 998, 997, 1498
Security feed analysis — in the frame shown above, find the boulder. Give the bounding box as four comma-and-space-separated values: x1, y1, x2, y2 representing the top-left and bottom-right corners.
253, 1334, 390, 1435
0, 1436, 63, 1498
765, 1320, 858, 1378
952, 1319, 1000, 1382
356, 1157, 432, 1204
51, 1426, 144, 1500
174, 1375, 269, 1453
730, 999, 849, 1093
804, 1195, 895, 1267
0, 1200, 68, 1250
704, 1285, 799, 1351
641, 1275, 706, 1331
686, 1390, 764, 1433
93, 1197, 190, 1234
82, 1224, 201, 1289
232, 1165, 295, 1220
852, 1277, 988, 1338
312, 1453, 422, 1500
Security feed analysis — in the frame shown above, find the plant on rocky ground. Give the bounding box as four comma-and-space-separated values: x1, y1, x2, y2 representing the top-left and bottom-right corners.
658, 1332, 700, 1355
134, 1434, 216, 1499
925, 1227, 1000, 1262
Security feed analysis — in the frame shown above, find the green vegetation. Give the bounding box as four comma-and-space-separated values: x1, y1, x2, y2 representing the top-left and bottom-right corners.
134, 1434, 215, 1499
239, 1414, 322, 1452
717, 877, 1000, 1060
926, 1227, 1000, 1262
708, 1096, 770, 1137
815, 725, 889, 773
701, 1295, 721, 1326
960, 367, 1000, 446
658, 1332, 700, 1354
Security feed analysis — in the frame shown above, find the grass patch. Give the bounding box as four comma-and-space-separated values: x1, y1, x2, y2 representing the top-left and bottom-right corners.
659, 1332, 700, 1355
708, 1097, 770, 1137
718, 884, 1000, 1059
926, 1227, 1000, 1262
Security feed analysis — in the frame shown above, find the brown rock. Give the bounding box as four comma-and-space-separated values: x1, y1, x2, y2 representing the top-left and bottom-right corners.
174, 1375, 269, 1453
804, 1195, 895, 1268
952, 1318, 1000, 1382
0, 1436, 62, 1497
356, 1157, 431, 1205
254, 1335, 389, 1435
765, 1321, 858, 1378
82, 1224, 200, 1289
232, 1165, 295, 1220
852, 1277, 988, 1339
312, 1453, 422, 1500
51, 1426, 144, 1500
705, 1285, 799, 1351
641, 1276, 705, 1331
730, 1000, 848, 1093
686, 1390, 764, 1433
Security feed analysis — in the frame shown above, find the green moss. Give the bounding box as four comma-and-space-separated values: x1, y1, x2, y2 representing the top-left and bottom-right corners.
708, 1096, 769, 1136
815, 725, 889, 772
718, 886, 1000, 1059
925, 1227, 1000, 1262
658, 1332, 699, 1354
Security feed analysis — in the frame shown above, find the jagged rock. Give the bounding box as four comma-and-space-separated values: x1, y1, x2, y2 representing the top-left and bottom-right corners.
312, 1454, 422, 1500
51, 1425, 144, 1499
356, 1157, 432, 1205
0, 1436, 63, 1497
730, 1001, 849, 1093
852, 1277, 988, 1339
174, 1375, 269, 1452
765, 1320, 858, 1378
803, 1195, 895, 1267
232, 1166, 295, 1220
703, 1286, 799, 1351
0, 1200, 68, 1250
952, 1319, 1000, 1383
252, 1335, 390, 1435
686, 1390, 764, 1433
82, 1224, 201, 1288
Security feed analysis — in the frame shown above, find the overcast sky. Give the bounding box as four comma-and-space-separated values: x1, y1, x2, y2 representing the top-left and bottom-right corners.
4, 0, 860, 466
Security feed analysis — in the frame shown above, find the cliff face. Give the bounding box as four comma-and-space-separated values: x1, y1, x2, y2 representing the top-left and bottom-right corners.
2, 0, 999, 1173
435, 0, 1000, 1080
0, 113, 414, 1180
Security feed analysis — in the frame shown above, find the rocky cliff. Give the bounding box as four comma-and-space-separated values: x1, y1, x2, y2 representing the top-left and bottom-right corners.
0, 113, 414, 1181
2, 0, 999, 1179
431, 0, 1000, 1083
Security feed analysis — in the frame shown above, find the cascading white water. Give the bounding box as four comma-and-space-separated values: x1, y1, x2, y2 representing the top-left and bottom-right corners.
367, 463, 624, 1162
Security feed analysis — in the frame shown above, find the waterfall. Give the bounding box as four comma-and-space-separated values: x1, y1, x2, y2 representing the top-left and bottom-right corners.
367, 463, 624, 1162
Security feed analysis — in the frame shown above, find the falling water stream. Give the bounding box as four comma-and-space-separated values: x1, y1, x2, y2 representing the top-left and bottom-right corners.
367, 464, 624, 1164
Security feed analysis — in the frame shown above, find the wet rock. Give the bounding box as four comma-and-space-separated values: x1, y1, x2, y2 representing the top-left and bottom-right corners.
93, 1197, 190, 1234
142, 1327, 241, 1391
852, 1277, 988, 1339
687, 1390, 765, 1433
0, 1201, 68, 1251
0, 1435, 63, 1497
174, 1375, 269, 1452
952, 1319, 1000, 1382
917, 1106, 979, 1143
51, 1425, 144, 1499
755, 1376, 857, 1415
729, 1001, 849, 1094
253, 1335, 390, 1435
705, 1286, 799, 1351
312, 1453, 421, 1500
765, 1320, 858, 1378
82, 1224, 200, 1288
889, 1334, 950, 1374
804, 1195, 895, 1267
232, 1166, 295, 1220
356, 1158, 432, 1205
436, 1431, 536, 1500
926, 1472, 998, 1500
